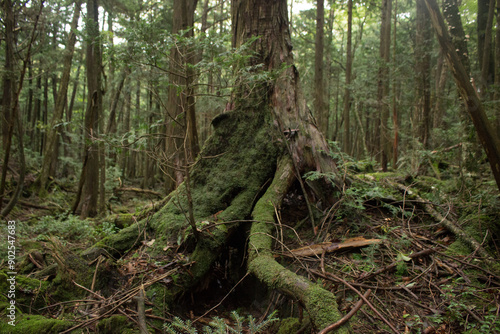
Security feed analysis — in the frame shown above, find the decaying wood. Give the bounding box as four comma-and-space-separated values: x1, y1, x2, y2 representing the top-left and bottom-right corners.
137, 286, 148, 334
288, 237, 382, 257
391, 181, 495, 264
113, 187, 162, 198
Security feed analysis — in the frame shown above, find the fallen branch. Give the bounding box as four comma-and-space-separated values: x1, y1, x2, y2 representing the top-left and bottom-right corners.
137, 286, 148, 334
114, 187, 162, 198
390, 181, 495, 264
318, 289, 372, 334
359, 248, 435, 281
288, 237, 382, 257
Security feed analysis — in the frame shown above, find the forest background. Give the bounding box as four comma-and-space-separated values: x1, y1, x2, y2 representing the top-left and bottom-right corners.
1, 0, 499, 217
1, 0, 500, 333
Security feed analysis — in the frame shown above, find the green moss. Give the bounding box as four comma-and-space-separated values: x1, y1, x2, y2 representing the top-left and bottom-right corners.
364, 172, 401, 181
305, 284, 347, 332
277, 318, 301, 334
0, 314, 73, 334
82, 219, 147, 260
0, 272, 50, 312
96, 315, 139, 333
109, 213, 135, 229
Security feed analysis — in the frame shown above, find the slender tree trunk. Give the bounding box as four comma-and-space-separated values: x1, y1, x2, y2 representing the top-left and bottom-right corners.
424, 0, 500, 192
377, 0, 392, 170
315, 0, 326, 134
416, 0, 432, 149
478, 0, 495, 86
33, 67, 42, 152
39, 0, 82, 194
26, 60, 34, 138
343, 0, 353, 154
0, 1, 42, 214
325, 0, 335, 139
78, 0, 103, 218
164, 0, 199, 194
0, 0, 15, 211
67, 64, 81, 128
392, 0, 399, 168
496, 0, 500, 138
1, 0, 15, 152
433, 51, 448, 129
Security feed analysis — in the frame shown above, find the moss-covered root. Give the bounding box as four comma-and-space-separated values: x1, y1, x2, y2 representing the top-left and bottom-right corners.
248, 156, 349, 333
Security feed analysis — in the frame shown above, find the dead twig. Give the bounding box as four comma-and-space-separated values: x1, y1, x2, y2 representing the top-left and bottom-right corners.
318, 289, 372, 334
313, 270, 399, 333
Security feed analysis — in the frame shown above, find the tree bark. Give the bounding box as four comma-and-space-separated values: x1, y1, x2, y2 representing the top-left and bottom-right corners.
478, 0, 495, 86
0, 0, 16, 212
84, 0, 344, 331
416, 0, 432, 149
496, 0, 500, 138
424, 0, 500, 192
38, 0, 82, 194
315, 0, 326, 134
480, 0, 495, 92
79, 0, 103, 218
377, 0, 392, 171
1, 0, 15, 152
343, 0, 353, 155
164, 0, 199, 194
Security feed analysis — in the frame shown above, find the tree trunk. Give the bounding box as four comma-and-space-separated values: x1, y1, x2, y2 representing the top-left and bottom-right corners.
38, 0, 82, 194
416, 0, 432, 149
392, 0, 399, 168
343, 0, 353, 154
0, 0, 16, 212
85, 0, 345, 330
78, 0, 103, 218
424, 0, 500, 192
164, 0, 199, 194
496, 0, 500, 138
1, 0, 15, 152
480, 0, 495, 92
377, 0, 392, 171
325, 0, 335, 140
315, 0, 326, 134
478, 0, 495, 86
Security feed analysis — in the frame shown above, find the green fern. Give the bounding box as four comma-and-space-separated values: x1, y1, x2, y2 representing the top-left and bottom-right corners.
164, 310, 278, 334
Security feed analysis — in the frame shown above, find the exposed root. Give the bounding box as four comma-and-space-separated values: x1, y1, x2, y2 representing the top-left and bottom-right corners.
248, 156, 349, 332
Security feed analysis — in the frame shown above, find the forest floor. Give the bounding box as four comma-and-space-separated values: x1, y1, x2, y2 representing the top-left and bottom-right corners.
2, 158, 500, 334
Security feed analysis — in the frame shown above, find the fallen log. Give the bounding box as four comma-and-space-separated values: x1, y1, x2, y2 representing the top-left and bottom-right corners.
113, 187, 162, 198
390, 181, 495, 265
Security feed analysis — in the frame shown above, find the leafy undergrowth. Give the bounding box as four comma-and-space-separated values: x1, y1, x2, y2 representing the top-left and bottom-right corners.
2, 162, 500, 333
276, 167, 500, 334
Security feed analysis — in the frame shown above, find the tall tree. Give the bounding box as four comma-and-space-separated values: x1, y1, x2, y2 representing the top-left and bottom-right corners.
496, 0, 500, 137
315, 0, 327, 134
424, 0, 500, 192
343, 0, 353, 154
164, 0, 199, 194
38, 0, 82, 194
88, 0, 347, 330
377, 0, 392, 170
75, 0, 103, 218
415, 0, 432, 148
1, 0, 15, 151
478, 0, 495, 87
